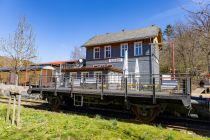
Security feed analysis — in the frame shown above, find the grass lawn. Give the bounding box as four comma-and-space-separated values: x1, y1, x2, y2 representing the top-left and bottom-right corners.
0, 104, 209, 140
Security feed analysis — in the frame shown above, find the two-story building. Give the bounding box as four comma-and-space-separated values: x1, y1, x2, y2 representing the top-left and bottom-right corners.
82, 25, 162, 83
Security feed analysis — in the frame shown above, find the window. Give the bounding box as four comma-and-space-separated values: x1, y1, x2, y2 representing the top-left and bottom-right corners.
104, 45, 111, 58
70, 72, 77, 79
93, 47, 100, 59
120, 43, 128, 57
94, 71, 102, 83
134, 42, 142, 56
81, 72, 89, 82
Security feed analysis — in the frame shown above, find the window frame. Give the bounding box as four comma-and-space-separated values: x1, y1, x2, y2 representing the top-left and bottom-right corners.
134, 41, 143, 56
93, 47, 100, 59
94, 71, 102, 83
104, 45, 111, 58
81, 72, 89, 82
81, 72, 89, 78
120, 43, 128, 57
70, 72, 77, 79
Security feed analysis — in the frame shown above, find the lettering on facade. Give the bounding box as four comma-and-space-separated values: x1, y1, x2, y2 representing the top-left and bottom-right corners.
108, 58, 123, 63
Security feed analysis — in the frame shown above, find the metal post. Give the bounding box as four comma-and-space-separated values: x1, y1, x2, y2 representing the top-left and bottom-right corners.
54, 76, 57, 96
96, 77, 98, 89
125, 77, 128, 102
71, 78, 74, 98
101, 75, 104, 100
186, 77, 191, 95
152, 77, 156, 104
40, 75, 43, 94
208, 52, 210, 74
171, 42, 176, 80
183, 79, 186, 94
29, 78, 31, 90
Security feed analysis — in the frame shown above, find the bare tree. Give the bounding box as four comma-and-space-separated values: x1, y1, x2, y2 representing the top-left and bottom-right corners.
0, 17, 37, 85
70, 46, 85, 60
185, 1, 210, 72
160, 2, 210, 74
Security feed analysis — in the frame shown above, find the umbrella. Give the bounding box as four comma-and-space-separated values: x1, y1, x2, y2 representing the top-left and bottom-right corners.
134, 58, 140, 89
123, 50, 129, 77
134, 58, 140, 79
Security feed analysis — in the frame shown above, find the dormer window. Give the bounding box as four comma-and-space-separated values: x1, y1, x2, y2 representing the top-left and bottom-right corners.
134, 42, 142, 56
93, 47, 100, 59
120, 43, 128, 57
104, 45, 111, 58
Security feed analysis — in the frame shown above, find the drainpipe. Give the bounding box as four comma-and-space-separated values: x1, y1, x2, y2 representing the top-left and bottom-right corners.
150, 38, 153, 84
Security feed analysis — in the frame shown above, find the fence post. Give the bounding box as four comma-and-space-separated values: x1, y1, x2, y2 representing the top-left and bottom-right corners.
125, 77, 128, 102
12, 94, 16, 125
152, 77, 156, 104
6, 95, 12, 123
17, 94, 21, 128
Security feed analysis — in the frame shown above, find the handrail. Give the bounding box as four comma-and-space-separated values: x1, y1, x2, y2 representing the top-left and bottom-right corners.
29, 74, 191, 96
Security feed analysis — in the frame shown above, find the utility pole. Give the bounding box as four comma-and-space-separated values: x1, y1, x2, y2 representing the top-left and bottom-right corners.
171, 42, 175, 79
208, 52, 210, 74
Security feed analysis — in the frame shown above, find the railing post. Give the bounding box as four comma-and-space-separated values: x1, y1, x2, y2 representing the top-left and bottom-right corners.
183, 78, 186, 94
96, 77, 98, 89
186, 77, 191, 95
152, 77, 156, 104
71, 77, 74, 98
54, 76, 57, 96
39, 75, 42, 87
125, 77, 128, 102
101, 75, 104, 100
29, 77, 31, 90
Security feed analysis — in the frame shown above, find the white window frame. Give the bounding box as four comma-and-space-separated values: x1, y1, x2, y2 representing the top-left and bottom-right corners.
94, 71, 102, 82
81, 72, 89, 78
81, 72, 89, 82
104, 45, 111, 58
134, 41, 143, 56
70, 72, 77, 79
93, 47, 100, 59
120, 43, 128, 57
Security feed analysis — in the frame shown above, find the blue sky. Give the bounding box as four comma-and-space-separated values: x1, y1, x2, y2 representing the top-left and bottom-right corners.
0, 0, 200, 62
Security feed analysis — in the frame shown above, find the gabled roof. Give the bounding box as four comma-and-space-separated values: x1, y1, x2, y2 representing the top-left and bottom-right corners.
83, 26, 161, 47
